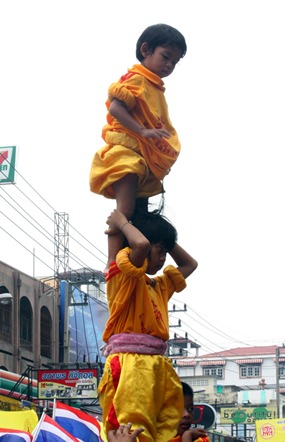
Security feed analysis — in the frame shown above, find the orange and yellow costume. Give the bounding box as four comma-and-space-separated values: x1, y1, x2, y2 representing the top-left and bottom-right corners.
89, 64, 181, 199
98, 247, 186, 442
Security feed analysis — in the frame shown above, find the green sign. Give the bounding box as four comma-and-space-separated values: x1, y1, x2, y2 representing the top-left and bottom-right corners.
0, 146, 17, 184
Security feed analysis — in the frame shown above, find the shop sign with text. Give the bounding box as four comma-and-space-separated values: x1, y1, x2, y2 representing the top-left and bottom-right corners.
37, 368, 98, 400
0, 146, 17, 184
220, 407, 278, 424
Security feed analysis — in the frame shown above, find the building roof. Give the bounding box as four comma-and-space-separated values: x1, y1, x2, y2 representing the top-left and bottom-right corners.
200, 345, 285, 358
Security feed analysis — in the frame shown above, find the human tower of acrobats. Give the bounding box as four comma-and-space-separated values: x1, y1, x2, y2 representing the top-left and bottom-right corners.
90, 23, 199, 442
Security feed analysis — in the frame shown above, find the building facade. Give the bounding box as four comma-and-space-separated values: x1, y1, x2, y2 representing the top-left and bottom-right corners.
172, 344, 285, 416
0, 260, 59, 374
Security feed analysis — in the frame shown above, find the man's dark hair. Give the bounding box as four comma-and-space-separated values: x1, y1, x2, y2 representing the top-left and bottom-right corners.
182, 381, 194, 397
131, 209, 177, 252
136, 23, 187, 62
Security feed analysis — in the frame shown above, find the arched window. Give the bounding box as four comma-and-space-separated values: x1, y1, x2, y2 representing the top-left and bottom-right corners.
20, 297, 33, 350
0, 365, 8, 371
0, 300, 12, 343
40, 306, 52, 358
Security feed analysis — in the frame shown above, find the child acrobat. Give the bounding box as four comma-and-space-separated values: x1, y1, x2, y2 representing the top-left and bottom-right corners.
169, 382, 210, 442
98, 208, 198, 441
89, 23, 187, 272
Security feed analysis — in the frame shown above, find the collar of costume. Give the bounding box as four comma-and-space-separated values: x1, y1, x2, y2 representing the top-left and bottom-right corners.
129, 64, 165, 91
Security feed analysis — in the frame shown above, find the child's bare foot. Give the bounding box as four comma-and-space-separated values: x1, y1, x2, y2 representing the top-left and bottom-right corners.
103, 266, 109, 276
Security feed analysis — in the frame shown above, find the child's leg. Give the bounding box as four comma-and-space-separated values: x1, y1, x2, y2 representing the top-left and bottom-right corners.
105, 174, 138, 271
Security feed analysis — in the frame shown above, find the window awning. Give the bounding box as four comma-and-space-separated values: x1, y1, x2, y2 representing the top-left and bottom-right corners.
274, 357, 285, 362
175, 360, 197, 366
236, 359, 263, 364
200, 360, 226, 366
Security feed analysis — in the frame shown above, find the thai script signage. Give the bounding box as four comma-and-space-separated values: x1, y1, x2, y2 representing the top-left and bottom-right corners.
37, 369, 98, 400
256, 418, 285, 442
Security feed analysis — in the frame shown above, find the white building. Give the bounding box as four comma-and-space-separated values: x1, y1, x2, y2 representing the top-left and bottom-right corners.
171, 342, 285, 416
169, 343, 285, 438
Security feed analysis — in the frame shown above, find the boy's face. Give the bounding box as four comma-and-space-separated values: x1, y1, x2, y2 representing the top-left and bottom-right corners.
142, 44, 183, 78
146, 243, 167, 274
177, 395, 194, 436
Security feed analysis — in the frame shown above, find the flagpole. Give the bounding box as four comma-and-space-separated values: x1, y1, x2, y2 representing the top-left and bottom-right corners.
32, 408, 46, 442
52, 396, 57, 419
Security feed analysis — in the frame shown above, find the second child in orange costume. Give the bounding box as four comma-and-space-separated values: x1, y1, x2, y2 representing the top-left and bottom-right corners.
89, 23, 187, 271
98, 209, 198, 442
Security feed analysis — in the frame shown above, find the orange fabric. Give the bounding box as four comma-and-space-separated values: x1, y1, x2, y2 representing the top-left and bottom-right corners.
89, 64, 181, 199
102, 247, 186, 342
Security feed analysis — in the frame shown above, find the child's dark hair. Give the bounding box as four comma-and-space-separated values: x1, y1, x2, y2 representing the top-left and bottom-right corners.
136, 23, 187, 62
131, 209, 177, 252
181, 381, 194, 397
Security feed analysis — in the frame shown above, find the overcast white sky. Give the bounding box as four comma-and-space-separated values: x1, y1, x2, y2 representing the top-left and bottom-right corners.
1, 0, 285, 355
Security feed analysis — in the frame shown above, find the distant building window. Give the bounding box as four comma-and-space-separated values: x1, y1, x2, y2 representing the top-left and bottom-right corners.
41, 306, 52, 358
203, 367, 224, 378
191, 379, 209, 387
20, 297, 33, 350
240, 364, 261, 378
279, 364, 285, 378
0, 303, 12, 342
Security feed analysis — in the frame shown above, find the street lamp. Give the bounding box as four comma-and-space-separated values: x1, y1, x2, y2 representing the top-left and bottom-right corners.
0, 285, 13, 304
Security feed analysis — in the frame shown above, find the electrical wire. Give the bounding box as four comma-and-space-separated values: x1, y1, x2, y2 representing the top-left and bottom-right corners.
0, 154, 107, 276
0, 153, 263, 358
169, 297, 255, 356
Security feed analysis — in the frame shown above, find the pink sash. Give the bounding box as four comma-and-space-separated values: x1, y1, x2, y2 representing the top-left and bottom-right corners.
101, 332, 167, 357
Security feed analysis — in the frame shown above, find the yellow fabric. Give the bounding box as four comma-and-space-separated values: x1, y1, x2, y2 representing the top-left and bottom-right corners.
99, 353, 183, 442
99, 422, 107, 442
89, 64, 181, 199
89, 136, 163, 199
0, 409, 38, 432
103, 247, 186, 342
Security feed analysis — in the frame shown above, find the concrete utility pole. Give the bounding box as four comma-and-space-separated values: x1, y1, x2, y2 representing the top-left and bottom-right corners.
276, 346, 280, 418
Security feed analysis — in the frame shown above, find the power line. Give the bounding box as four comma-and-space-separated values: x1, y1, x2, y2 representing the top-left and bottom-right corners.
0, 154, 107, 277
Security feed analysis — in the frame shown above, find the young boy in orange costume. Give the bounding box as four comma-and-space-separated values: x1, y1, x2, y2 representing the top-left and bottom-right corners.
89, 23, 187, 272
99, 209, 198, 442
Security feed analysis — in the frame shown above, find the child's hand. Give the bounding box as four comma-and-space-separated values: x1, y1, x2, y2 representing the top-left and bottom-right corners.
105, 209, 128, 236
181, 428, 209, 442
107, 423, 144, 441
139, 127, 171, 139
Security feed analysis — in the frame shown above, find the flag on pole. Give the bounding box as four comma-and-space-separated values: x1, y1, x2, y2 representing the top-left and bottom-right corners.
54, 401, 102, 442
32, 414, 79, 442
0, 429, 33, 442
0, 410, 38, 432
